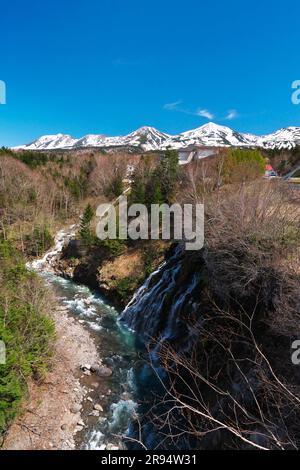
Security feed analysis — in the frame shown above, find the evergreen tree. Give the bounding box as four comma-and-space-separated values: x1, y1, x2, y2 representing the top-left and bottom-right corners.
130, 178, 146, 205
111, 175, 124, 197
151, 181, 164, 205
159, 148, 179, 202
79, 204, 94, 242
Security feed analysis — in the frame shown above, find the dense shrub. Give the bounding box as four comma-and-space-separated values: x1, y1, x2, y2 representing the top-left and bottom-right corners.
24, 225, 54, 257
96, 238, 126, 256
0, 241, 55, 436
112, 276, 139, 304
14, 151, 49, 168
130, 149, 179, 206
222, 148, 265, 183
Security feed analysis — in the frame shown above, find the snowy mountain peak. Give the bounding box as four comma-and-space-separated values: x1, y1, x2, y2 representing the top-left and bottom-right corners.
132, 126, 160, 133
13, 133, 78, 150
199, 122, 231, 132
12, 124, 300, 151
259, 126, 300, 150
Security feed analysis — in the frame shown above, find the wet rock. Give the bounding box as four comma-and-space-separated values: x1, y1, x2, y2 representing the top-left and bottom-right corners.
103, 358, 114, 368
91, 364, 113, 377
98, 417, 107, 424
94, 404, 103, 412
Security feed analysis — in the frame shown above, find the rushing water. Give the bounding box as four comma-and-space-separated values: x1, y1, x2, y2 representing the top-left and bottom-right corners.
28, 230, 195, 450
28, 228, 138, 450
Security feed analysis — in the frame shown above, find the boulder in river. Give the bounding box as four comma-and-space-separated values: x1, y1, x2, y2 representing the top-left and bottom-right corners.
90, 364, 113, 377
93, 404, 103, 412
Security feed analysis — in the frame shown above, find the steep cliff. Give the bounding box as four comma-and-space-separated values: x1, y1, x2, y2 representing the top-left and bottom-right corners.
121, 238, 300, 450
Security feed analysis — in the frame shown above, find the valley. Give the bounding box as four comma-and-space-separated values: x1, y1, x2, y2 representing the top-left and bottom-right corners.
0, 143, 299, 450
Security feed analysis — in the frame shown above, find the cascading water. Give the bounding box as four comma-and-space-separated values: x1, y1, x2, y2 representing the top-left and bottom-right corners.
121, 243, 204, 349
120, 244, 206, 450
29, 224, 205, 450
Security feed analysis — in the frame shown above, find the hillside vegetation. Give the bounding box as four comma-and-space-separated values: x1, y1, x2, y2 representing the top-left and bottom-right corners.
0, 148, 139, 440
0, 144, 298, 447
0, 241, 55, 438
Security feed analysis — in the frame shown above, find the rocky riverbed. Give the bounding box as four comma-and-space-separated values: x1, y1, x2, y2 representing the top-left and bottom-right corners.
3, 304, 100, 450
3, 227, 138, 451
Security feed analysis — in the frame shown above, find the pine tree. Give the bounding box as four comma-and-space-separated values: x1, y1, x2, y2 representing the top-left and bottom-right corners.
130, 178, 146, 204
159, 148, 179, 202
79, 204, 94, 242
151, 181, 164, 205
111, 175, 124, 197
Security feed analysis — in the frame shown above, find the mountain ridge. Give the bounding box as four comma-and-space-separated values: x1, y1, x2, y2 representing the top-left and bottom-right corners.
12, 123, 300, 151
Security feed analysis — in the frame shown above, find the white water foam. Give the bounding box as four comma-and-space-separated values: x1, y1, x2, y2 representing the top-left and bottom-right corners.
28, 223, 138, 450
27, 225, 76, 271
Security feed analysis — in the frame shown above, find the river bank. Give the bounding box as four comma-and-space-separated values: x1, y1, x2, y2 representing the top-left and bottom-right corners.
3, 303, 99, 450
3, 223, 138, 451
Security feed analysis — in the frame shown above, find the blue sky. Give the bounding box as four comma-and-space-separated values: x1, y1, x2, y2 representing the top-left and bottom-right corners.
0, 0, 300, 146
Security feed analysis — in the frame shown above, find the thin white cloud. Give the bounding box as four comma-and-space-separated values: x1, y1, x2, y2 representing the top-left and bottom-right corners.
163, 100, 183, 111
164, 101, 214, 120
163, 102, 239, 122
196, 109, 214, 120
225, 109, 238, 120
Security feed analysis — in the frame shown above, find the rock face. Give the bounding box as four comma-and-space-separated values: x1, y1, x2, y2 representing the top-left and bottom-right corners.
121, 242, 298, 450
53, 238, 166, 309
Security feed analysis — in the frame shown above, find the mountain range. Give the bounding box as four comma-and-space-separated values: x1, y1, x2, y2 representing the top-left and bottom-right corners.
13, 123, 300, 152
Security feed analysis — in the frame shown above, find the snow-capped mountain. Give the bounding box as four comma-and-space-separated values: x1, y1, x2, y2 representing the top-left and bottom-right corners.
13, 133, 79, 150
257, 127, 300, 150
13, 123, 300, 151
122, 127, 171, 151
161, 122, 258, 149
